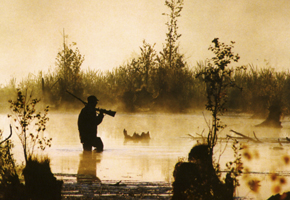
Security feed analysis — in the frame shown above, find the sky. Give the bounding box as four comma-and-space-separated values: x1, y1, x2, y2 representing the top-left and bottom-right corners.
1, 0, 290, 85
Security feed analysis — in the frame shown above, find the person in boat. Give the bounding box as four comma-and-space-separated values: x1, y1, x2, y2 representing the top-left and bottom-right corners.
78, 95, 104, 152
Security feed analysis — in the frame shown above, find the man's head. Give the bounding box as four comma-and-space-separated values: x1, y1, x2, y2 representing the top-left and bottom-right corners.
87, 95, 99, 106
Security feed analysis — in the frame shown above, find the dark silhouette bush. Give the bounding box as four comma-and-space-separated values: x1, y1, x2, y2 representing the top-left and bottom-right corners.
172, 144, 234, 200
23, 157, 63, 200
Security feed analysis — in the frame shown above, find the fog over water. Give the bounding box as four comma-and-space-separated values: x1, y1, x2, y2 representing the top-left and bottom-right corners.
2, 111, 290, 199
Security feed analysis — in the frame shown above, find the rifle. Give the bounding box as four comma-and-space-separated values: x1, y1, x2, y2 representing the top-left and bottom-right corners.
66, 90, 116, 117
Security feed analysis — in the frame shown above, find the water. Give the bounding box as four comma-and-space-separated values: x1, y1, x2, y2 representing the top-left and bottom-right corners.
1, 111, 290, 199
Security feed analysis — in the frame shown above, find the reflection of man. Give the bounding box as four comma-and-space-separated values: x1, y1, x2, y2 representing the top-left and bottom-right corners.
78, 95, 104, 152
77, 151, 101, 184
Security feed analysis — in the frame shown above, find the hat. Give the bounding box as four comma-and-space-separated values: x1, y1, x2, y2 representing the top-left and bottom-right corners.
87, 95, 99, 104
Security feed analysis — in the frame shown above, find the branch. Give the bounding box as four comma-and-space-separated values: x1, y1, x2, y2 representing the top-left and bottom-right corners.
230, 129, 262, 143
252, 131, 261, 143
0, 125, 12, 145
202, 112, 211, 130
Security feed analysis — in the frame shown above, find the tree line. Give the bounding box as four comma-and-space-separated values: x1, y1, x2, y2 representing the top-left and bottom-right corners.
1, 43, 289, 118
0, 0, 289, 118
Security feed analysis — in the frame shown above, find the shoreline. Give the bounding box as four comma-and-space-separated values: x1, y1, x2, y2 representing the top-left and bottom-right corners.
58, 174, 173, 199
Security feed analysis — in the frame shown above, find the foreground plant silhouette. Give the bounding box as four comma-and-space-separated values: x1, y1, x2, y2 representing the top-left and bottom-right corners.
195, 38, 242, 153
23, 156, 63, 200
172, 38, 244, 199
0, 128, 26, 200
8, 89, 62, 200
173, 144, 236, 200
8, 89, 51, 163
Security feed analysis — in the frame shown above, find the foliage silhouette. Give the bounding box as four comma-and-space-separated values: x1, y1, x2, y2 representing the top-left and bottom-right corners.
55, 39, 84, 104
0, 129, 26, 200
196, 38, 243, 152
23, 157, 63, 200
8, 89, 51, 163
172, 39, 244, 199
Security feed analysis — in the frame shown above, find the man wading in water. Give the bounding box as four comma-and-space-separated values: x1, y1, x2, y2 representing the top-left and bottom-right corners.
78, 95, 105, 152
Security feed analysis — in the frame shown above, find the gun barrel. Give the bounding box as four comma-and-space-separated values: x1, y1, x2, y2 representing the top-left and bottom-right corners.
96, 108, 116, 117
66, 90, 116, 117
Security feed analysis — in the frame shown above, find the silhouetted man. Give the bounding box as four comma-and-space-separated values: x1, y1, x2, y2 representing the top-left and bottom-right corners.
78, 95, 104, 152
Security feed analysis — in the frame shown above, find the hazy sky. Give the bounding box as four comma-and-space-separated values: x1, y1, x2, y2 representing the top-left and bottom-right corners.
1, 0, 290, 85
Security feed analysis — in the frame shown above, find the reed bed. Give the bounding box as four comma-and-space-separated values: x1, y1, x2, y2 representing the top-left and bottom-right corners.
1, 62, 289, 116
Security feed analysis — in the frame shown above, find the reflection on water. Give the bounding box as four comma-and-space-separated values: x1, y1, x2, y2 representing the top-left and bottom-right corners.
1, 112, 290, 199
77, 151, 101, 184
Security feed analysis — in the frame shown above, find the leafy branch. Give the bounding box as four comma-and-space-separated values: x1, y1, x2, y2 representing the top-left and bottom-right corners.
196, 38, 244, 153
8, 89, 51, 163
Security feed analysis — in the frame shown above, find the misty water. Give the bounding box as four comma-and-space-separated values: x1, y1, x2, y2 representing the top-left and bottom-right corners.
2, 111, 290, 199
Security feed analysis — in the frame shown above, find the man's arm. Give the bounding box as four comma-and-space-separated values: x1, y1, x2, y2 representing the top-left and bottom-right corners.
96, 112, 104, 125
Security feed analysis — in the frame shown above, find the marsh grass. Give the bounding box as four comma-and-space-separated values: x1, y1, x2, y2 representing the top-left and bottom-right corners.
0, 58, 289, 119
23, 156, 63, 200
2, 62, 290, 116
